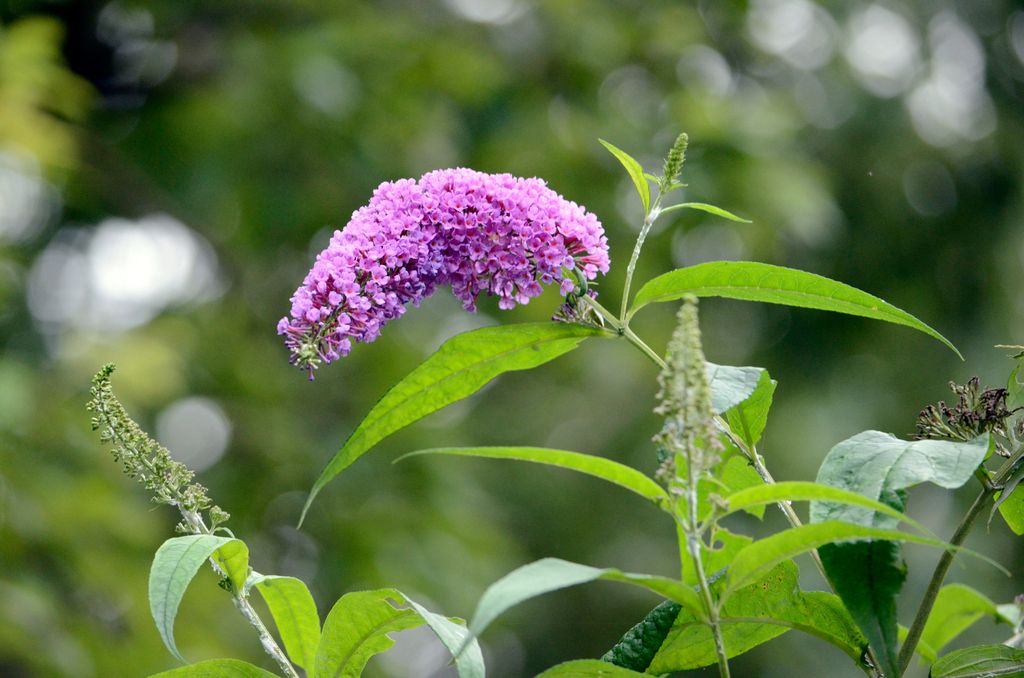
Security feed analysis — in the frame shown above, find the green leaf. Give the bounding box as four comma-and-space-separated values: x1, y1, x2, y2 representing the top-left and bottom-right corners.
810, 431, 989, 530
248, 574, 320, 672
791, 592, 871, 663
707, 363, 765, 415
315, 589, 421, 678
300, 323, 602, 524
314, 588, 484, 678
599, 139, 650, 215
920, 584, 998, 662
400, 593, 485, 678
536, 659, 648, 677
601, 600, 683, 671
722, 520, 980, 597
909, 602, 1024, 667
724, 368, 775, 448
704, 528, 752, 575
148, 535, 249, 662
398, 446, 668, 505
628, 261, 961, 358
468, 558, 704, 640
148, 658, 280, 677
930, 644, 1024, 677
682, 526, 752, 587
211, 540, 250, 595
1007, 356, 1024, 410
649, 561, 867, 673
697, 453, 765, 521
723, 481, 930, 534
997, 484, 1024, 534
819, 540, 905, 678
810, 431, 990, 677
995, 461, 1024, 534
659, 201, 751, 223
998, 604, 1023, 628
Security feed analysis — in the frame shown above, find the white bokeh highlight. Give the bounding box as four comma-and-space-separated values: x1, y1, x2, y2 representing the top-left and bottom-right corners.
844, 5, 921, 97
156, 397, 232, 473
906, 12, 996, 147
748, 0, 838, 70
0, 151, 59, 243
27, 213, 223, 333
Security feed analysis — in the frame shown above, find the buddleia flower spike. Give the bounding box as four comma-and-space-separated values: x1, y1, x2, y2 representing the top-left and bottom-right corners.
278, 168, 610, 377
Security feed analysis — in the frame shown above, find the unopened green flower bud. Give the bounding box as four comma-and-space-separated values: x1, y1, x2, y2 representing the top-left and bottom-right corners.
662, 132, 689, 186
87, 364, 229, 532
653, 295, 723, 486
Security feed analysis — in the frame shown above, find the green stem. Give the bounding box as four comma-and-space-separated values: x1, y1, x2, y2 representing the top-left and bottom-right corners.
191, 513, 301, 678
601, 316, 856, 586
580, 294, 623, 331
897, 488, 993, 674
898, 444, 1024, 673
684, 486, 731, 677
994, 445, 1024, 485
624, 325, 668, 370
101, 407, 300, 678
594, 320, 883, 676
619, 198, 663, 324
712, 416, 833, 581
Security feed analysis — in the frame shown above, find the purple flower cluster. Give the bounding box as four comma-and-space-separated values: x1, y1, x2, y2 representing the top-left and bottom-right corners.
278, 168, 610, 377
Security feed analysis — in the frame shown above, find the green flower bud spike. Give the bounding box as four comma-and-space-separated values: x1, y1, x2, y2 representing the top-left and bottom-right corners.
653, 294, 723, 489
86, 364, 229, 534
87, 364, 300, 678
652, 295, 731, 677
661, 132, 688, 190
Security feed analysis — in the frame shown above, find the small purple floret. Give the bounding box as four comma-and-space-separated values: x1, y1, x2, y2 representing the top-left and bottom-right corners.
278, 168, 610, 378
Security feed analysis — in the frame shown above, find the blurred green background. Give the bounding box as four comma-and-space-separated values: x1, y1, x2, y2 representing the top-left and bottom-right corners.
1, 1, 1023, 676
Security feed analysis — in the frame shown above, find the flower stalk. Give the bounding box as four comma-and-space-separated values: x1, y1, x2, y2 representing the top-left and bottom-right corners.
896, 487, 993, 675
654, 298, 731, 678
87, 365, 300, 678
899, 382, 1024, 674
618, 132, 687, 324
897, 442, 1024, 674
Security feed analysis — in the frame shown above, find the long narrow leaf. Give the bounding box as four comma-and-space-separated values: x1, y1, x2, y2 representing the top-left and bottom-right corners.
397, 446, 668, 505
659, 202, 751, 223
722, 521, 1003, 598
599, 139, 650, 215
401, 594, 485, 678
722, 481, 931, 534
469, 558, 704, 641
300, 323, 603, 525
149, 658, 280, 677
628, 261, 960, 358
